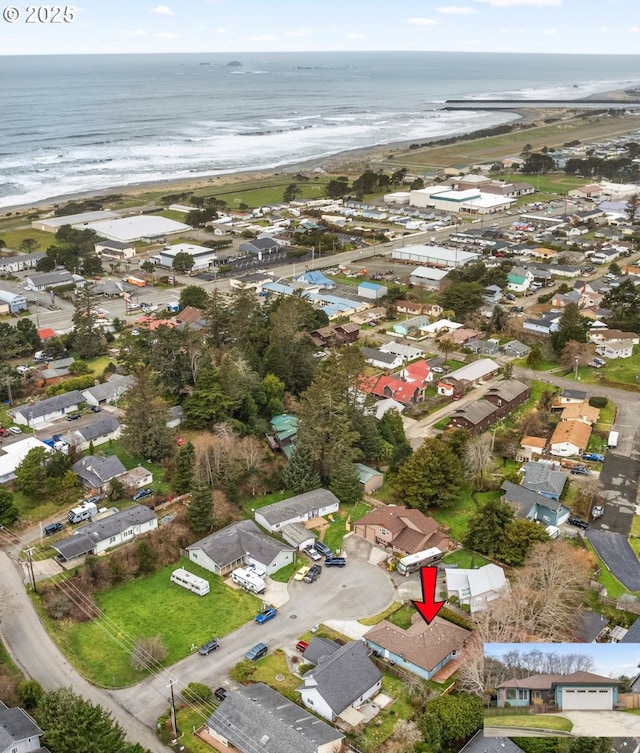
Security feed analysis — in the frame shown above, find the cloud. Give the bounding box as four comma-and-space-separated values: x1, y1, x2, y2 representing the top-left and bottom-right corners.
629, 25, 640, 31
436, 5, 479, 13
151, 5, 174, 15
346, 32, 365, 39
408, 17, 437, 25
250, 33, 277, 41
118, 29, 147, 37
544, 27, 558, 34
284, 28, 312, 37
475, 0, 561, 6
215, 28, 230, 34
153, 31, 179, 38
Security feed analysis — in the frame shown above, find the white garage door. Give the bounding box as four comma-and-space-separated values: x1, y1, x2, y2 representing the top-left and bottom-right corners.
562, 687, 612, 710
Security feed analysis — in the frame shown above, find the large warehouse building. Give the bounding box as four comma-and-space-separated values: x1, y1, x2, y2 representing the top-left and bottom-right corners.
392, 244, 479, 268
83, 215, 192, 243
409, 186, 514, 214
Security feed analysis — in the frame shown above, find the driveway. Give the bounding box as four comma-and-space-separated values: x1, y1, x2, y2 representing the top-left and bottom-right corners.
585, 529, 640, 591
596, 453, 640, 535
560, 710, 640, 736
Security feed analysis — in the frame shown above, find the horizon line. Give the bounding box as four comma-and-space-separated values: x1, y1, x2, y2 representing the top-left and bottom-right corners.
2, 50, 640, 58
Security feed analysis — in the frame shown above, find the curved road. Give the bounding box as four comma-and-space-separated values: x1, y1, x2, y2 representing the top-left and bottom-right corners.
0, 545, 395, 746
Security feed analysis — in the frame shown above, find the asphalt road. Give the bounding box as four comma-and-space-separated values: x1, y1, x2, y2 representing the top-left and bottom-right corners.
585, 529, 640, 591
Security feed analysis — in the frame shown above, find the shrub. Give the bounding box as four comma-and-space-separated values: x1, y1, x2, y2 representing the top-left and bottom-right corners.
439, 607, 473, 631
130, 636, 168, 671
230, 659, 256, 684
589, 396, 608, 409
182, 682, 213, 705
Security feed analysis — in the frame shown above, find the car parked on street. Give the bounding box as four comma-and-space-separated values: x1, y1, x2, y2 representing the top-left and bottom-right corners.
324, 557, 347, 567
245, 642, 268, 661
66, 413, 80, 421
44, 522, 64, 536
198, 638, 220, 655
568, 517, 589, 530
303, 564, 322, 583
214, 687, 227, 701
255, 607, 277, 624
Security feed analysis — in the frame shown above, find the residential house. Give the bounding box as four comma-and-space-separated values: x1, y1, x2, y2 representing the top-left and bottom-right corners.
254, 489, 340, 533
496, 671, 621, 710
551, 290, 580, 308
464, 338, 501, 357
395, 300, 424, 316
445, 564, 508, 613
423, 303, 444, 318
354, 505, 449, 555
201, 683, 344, 753
33, 357, 75, 386
369, 397, 405, 420
95, 239, 136, 260
116, 466, 153, 491
0, 251, 45, 274
61, 415, 121, 452
449, 400, 503, 435
239, 237, 282, 261
596, 341, 634, 359
280, 522, 316, 552
521, 461, 568, 500
501, 480, 570, 527
530, 247, 557, 260
502, 340, 531, 359
82, 373, 134, 407
265, 414, 299, 459
25, 269, 74, 291
561, 401, 600, 425
71, 454, 127, 491
0, 437, 53, 485
484, 380, 530, 411
442, 358, 501, 389
186, 519, 294, 576
364, 614, 470, 681
0, 702, 49, 753
53, 505, 158, 563
294, 270, 336, 289
350, 306, 386, 326
297, 639, 383, 723
447, 328, 482, 347
449, 379, 530, 434
507, 266, 533, 293
175, 305, 206, 328
361, 347, 403, 371
379, 341, 424, 361
311, 322, 359, 348
549, 420, 592, 457
569, 184, 603, 199
516, 436, 546, 462
353, 462, 384, 493
522, 313, 561, 335
589, 329, 639, 346
554, 388, 587, 407
577, 610, 610, 643
0, 290, 28, 314
392, 314, 431, 337
483, 285, 503, 304
10, 390, 85, 428
359, 373, 426, 405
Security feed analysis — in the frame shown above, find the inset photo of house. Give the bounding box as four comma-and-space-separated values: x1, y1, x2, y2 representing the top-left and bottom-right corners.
483, 642, 640, 737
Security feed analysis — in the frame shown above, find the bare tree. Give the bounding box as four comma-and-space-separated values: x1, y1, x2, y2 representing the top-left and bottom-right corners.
462, 434, 495, 489
130, 636, 167, 671
560, 339, 584, 370
384, 720, 422, 753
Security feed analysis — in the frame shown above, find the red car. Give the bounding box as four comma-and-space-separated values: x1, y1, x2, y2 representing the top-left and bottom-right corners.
296, 641, 309, 653
176, 437, 184, 446
452, 392, 463, 401
0, 428, 10, 437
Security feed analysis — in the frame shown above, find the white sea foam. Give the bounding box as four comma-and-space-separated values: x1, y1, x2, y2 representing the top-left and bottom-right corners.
466, 78, 640, 101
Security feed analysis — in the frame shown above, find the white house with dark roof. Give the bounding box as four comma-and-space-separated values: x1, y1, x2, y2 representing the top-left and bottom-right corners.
239, 236, 282, 261
254, 489, 340, 533
62, 415, 121, 452
71, 454, 127, 491
95, 239, 136, 260
82, 373, 134, 407
361, 347, 403, 371
25, 269, 75, 291
187, 519, 293, 576
297, 639, 383, 723
501, 480, 570, 527
0, 251, 45, 274
52, 504, 158, 563
0, 702, 48, 753
202, 683, 343, 753
10, 390, 85, 427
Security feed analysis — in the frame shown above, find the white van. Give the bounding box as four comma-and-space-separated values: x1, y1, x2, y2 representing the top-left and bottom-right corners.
545, 525, 560, 540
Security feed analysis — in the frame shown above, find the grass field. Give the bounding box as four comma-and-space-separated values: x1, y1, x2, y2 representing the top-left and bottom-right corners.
358, 601, 402, 627
442, 549, 490, 569
269, 558, 301, 584
431, 487, 500, 542
174, 706, 216, 753
51, 557, 260, 687
322, 500, 371, 552
192, 179, 330, 209
483, 715, 573, 732
252, 651, 300, 701
0, 227, 61, 251
240, 490, 295, 519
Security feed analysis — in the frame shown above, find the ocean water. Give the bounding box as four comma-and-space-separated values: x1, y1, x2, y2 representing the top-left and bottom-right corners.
1, 51, 640, 209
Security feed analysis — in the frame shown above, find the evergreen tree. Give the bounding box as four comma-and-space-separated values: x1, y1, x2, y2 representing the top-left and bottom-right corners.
281, 447, 321, 493
501, 518, 550, 566
551, 302, 589, 353
204, 289, 232, 348
173, 441, 195, 495
0, 487, 18, 525
15, 447, 49, 498
179, 284, 209, 310
122, 365, 174, 462
393, 438, 462, 511
464, 497, 514, 559
188, 481, 214, 534
16, 318, 41, 351
71, 284, 107, 359
182, 359, 234, 429
329, 459, 362, 505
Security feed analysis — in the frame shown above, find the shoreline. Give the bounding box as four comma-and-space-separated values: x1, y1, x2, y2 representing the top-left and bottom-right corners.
2, 85, 637, 218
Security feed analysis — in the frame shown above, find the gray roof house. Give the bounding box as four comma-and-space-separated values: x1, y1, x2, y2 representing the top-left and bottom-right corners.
10, 390, 84, 427
280, 522, 316, 551
82, 374, 134, 406
502, 340, 531, 358
71, 454, 127, 490
239, 237, 282, 261
186, 519, 294, 576
52, 504, 158, 563
25, 269, 74, 291
297, 640, 383, 723
0, 702, 48, 753
202, 683, 343, 753
520, 461, 568, 501
62, 415, 121, 452
501, 480, 570, 527
254, 489, 340, 533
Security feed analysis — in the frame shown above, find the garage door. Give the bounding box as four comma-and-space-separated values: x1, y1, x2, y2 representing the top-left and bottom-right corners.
561, 687, 612, 710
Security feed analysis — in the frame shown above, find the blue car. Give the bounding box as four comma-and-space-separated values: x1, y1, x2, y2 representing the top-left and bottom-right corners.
132, 488, 153, 501
582, 453, 605, 463
255, 607, 277, 624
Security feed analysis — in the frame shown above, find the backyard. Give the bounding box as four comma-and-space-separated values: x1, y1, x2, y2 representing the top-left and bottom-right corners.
42, 557, 260, 687
431, 487, 501, 542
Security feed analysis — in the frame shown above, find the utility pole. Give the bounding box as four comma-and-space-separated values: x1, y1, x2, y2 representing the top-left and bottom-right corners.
167, 678, 178, 740
25, 548, 37, 594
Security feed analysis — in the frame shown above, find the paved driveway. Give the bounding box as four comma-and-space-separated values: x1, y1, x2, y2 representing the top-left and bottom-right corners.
585, 529, 640, 591
596, 454, 640, 535
561, 710, 640, 736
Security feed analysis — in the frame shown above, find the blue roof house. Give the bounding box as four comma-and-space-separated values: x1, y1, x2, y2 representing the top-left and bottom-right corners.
501, 481, 570, 526
295, 270, 336, 289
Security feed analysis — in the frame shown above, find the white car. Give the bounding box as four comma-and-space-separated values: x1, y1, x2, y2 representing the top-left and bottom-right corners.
431, 366, 444, 374
305, 547, 322, 561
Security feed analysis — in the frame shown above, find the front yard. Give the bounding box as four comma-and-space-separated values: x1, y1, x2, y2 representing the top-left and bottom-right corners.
322, 500, 371, 552
483, 714, 573, 733
41, 557, 260, 687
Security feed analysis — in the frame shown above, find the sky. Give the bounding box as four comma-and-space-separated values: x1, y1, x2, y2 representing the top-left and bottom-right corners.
485, 643, 640, 679
0, 0, 639, 56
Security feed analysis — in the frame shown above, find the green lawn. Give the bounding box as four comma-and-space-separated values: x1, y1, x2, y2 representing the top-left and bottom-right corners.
241, 490, 296, 519
442, 549, 490, 569
174, 706, 217, 753
484, 715, 573, 732
632, 516, 640, 537
596, 400, 617, 430
358, 601, 403, 627
269, 558, 301, 584
48, 557, 260, 687
104, 439, 171, 493
359, 674, 416, 752
431, 487, 500, 543
433, 417, 451, 431
0, 227, 61, 252
387, 604, 414, 630
194, 179, 330, 210
322, 501, 371, 552
251, 651, 300, 701
512, 356, 558, 372
584, 541, 630, 599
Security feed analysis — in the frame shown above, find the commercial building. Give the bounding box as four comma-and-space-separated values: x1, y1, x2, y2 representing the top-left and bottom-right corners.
95, 240, 136, 260
392, 244, 479, 268
0, 290, 27, 314
31, 210, 118, 233
84, 215, 191, 243
151, 243, 217, 272
0, 252, 45, 274
409, 186, 514, 214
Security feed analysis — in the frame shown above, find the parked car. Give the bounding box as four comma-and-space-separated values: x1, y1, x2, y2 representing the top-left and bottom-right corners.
431, 366, 444, 374
8, 426, 22, 434
214, 687, 227, 701
303, 564, 322, 583
452, 392, 463, 401
0, 428, 10, 437
294, 565, 310, 581
296, 640, 309, 653
44, 522, 64, 536
588, 361, 604, 368
84, 495, 103, 505
324, 557, 347, 567
305, 546, 322, 561
91, 405, 101, 413
568, 517, 589, 530
66, 413, 80, 421
314, 541, 333, 558
244, 642, 268, 661
506, 293, 516, 301
582, 453, 605, 463
132, 488, 153, 500
571, 466, 591, 476
592, 506, 605, 519
198, 638, 220, 656
255, 607, 278, 625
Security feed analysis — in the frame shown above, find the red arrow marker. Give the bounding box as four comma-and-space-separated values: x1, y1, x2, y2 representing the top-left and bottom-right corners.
412, 567, 446, 625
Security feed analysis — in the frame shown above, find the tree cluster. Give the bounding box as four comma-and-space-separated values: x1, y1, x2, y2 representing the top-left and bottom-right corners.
393, 437, 462, 512
15, 447, 77, 504
46, 225, 102, 275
